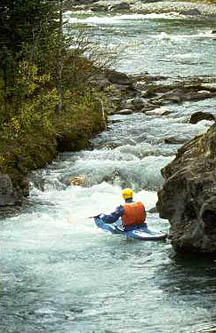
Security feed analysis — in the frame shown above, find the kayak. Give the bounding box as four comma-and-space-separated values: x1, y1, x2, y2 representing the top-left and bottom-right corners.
94, 217, 167, 241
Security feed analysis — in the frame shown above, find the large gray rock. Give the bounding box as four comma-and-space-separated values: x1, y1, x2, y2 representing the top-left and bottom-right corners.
0, 172, 21, 206
157, 123, 216, 256
106, 70, 133, 85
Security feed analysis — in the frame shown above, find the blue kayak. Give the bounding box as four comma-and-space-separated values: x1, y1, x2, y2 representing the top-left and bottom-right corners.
94, 217, 167, 241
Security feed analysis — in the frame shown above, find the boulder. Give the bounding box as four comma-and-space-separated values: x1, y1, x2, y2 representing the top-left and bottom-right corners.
189, 111, 215, 124
108, 2, 130, 11
185, 90, 214, 101
145, 107, 171, 116
157, 123, 216, 255
133, 97, 148, 110
0, 172, 22, 206
158, 88, 215, 104
180, 9, 201, 16
106, 70, 133, 86
122, 97, 149, 111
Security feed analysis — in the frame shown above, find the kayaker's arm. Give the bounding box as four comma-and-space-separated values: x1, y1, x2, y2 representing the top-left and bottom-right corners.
100, 205, 123, 224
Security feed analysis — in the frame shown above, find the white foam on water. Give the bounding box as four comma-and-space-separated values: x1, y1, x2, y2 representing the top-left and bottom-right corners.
155, 30, 216, 42
65, 12, 182, 26
142, 12, 181, 19
166, 53, 200, 59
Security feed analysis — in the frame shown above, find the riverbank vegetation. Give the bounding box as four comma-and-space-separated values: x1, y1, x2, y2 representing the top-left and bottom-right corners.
0, 1, 107, 194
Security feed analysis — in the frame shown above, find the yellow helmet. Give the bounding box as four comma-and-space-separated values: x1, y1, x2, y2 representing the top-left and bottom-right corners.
121, 188, 133, 199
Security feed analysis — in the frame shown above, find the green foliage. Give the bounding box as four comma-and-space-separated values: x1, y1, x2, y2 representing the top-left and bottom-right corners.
0, 1, 107, 191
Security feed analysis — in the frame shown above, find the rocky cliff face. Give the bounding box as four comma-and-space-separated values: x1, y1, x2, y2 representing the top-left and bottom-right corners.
157, 122, 216, 255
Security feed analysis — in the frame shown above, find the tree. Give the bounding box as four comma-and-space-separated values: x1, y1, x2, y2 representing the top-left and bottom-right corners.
0, 0, 59, 119
56, 0, 63, 113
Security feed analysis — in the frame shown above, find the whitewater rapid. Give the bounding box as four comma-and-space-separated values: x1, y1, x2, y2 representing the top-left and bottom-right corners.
1, 6, 216, 333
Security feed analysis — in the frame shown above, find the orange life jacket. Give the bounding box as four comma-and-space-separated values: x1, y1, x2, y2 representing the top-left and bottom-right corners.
122, 201, 146, 227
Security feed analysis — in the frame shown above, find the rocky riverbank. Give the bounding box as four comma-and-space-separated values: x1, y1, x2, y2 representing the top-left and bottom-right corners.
2, 64, 215, 216
66, 0, 216, 17
157, 122, 216, 256
93, 67, 216, 257
2, 0, 216, 258
0, 55, 109, 217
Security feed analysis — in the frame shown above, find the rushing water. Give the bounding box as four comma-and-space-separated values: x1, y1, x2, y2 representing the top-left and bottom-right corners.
65, 9, 216, 77
1, 4, 216, 333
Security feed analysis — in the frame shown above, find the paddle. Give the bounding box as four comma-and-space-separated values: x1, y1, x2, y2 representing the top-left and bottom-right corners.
88, 214, 101, 219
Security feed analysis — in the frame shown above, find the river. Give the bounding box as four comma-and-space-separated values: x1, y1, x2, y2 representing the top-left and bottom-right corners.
1, 3, 216, 333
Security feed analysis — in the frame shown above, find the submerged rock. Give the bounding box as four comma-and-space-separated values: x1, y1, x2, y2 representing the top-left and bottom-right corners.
157, 123, 216, 256
67, 175, 86, 186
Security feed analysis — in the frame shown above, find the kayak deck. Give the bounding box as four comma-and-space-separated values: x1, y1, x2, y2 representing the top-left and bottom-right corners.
94, 217, 167, 241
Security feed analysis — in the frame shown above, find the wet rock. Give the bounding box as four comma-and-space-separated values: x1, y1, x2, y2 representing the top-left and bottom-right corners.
116, 109, 133, 115
99, 142, 121, 149
164, 136, 189, 145
140, 89, 157, 98
69, 0, 97, 3
133, 97, 149, 110
185, 90, 214, 101
189, 111, 215, 124
133, 81, 146, 91
67, 176, 86, 186
0, 172, 22, 206
108, 2, 130, 11
148, 207, 158, 213
106, 70, 133, 86
29, 173, 45, 192
158, 89, 183, 104
102, 170, 121, 183
90, 4, 108, 11
201, 83, 216, 92
145, 107, 171, 116
180, 9, 201, 16
157, 87, 216, 105
122, 97, 149, 111
122, 98, 134, 109
157, 123, 216, 256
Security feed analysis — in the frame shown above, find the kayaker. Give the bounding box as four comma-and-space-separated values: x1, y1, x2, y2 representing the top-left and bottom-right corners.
99, 188, 147, 230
